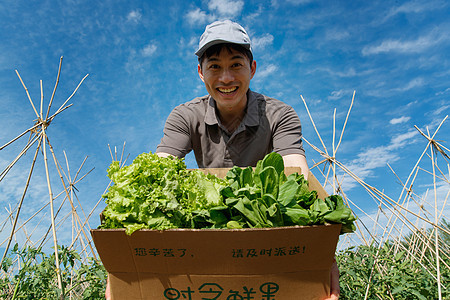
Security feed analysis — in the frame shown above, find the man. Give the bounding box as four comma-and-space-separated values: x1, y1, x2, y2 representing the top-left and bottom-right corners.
155, 20, 309, 178
106, 20, 339, 300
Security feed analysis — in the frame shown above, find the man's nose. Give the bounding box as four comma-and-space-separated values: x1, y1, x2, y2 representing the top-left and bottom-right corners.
219, 68, 234, 83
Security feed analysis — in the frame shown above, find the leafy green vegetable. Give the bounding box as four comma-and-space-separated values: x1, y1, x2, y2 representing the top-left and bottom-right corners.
101, 152, 227, 234
100, 152, 356, 235
216, 152, 356, 234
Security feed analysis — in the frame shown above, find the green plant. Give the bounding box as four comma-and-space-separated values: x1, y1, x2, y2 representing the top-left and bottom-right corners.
337, 239, 449, 299
0, 243, 107, 299
214, 152, 356, 232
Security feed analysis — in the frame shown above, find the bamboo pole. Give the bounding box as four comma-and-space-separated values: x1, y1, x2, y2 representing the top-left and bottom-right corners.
54, 74, 89, 115
334, 90, 355, 154
332, 108, 337, 193
430, 136, 442, 299
300, 95, 329, 156
41, 129, 64, 295
40, 79, 44, 120
45, 56, 63, 120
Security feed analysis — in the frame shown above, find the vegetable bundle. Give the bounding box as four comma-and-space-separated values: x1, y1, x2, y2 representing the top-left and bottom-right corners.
100, 152, 356, 235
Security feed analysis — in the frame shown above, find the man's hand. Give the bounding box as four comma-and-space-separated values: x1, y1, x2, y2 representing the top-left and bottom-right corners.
282, 154, 309, 179
324, 259, 340, 300
105, 276, 110, 300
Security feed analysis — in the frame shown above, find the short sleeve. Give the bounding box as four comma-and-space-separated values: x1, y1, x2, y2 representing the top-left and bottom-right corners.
272, 106, 305, 157
156, 106, 192, 158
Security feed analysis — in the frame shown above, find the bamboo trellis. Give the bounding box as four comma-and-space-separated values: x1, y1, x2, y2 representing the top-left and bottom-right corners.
0, 57, 95, 298
300, 92, 449, 300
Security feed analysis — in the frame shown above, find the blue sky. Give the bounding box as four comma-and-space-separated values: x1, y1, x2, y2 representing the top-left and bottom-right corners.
0, 0, 449, 248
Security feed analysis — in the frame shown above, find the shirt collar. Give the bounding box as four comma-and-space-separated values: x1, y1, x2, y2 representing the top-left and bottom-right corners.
204, 89, 260, 127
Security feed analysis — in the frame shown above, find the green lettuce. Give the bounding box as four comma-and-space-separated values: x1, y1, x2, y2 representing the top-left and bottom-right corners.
100, 152, 227, 234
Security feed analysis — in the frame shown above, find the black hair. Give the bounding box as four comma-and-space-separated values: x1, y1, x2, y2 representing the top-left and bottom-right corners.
198, 43, 253, 67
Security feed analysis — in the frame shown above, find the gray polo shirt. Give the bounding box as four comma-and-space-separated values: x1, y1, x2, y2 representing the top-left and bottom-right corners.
156, 90, 305, 168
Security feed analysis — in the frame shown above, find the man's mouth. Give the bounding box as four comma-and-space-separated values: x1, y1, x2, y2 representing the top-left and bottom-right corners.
217, 87, 238, 94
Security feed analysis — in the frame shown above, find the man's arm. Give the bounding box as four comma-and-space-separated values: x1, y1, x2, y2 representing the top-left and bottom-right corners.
327, 260, 340, 299
156, 152, 173, 158
156, 105, 193, 159
282, 153, 309, 180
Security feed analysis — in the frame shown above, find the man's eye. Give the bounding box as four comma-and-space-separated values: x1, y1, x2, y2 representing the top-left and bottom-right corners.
209, 64, 220, 69
232, 63, 242, 68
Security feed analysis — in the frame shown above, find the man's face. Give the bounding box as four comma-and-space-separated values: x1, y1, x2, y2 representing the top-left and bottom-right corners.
198, 47, 256, 114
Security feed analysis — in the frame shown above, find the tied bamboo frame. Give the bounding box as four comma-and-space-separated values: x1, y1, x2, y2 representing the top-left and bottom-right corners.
0, 57, 95, 299
300, 92, 448, 300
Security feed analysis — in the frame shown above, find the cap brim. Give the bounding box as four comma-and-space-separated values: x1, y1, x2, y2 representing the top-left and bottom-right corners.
195, 39, 252, 57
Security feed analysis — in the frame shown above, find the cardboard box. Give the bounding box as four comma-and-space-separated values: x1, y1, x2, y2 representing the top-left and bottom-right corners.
92, 168, 341, 300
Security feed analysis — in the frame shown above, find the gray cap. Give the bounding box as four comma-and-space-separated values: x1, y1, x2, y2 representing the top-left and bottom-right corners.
195, 20, 252, 57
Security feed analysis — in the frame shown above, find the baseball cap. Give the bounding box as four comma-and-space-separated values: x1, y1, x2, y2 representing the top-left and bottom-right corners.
195, 20, 252, 57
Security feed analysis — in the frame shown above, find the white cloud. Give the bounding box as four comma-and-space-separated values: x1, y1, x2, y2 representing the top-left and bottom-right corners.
252, 33, 274, 50
243, 5, 263, 22
394, 77, 424, 92
186, 8, 212, 25
308, 66, 359, 78
286, 0, 314, 5
362, 30, 448, 55
208, 0, 244, 18
384, 0, 446, 21
126, 10, 142, 24
366, 77, 427, 98
389, 116, 411, 125
255, 63, 277, 79
270, 0, 279, 8
389, 130, 418, 149
325, 29, 350, 41
328, 89, 353, 101
178, 36, 199, 56
436, 87, 450, 95
186, 1, 244, 26
339, 130, 419, 191
141, 43, 157, 57
433, 104, 450, 116
188, 36, 197, 48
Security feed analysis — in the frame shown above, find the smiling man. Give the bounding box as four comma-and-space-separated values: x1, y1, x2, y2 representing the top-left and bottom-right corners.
106, 20, 339, 300
156, 20, 309, 177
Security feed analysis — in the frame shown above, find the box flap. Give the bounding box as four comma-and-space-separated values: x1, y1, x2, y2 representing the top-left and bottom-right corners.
306, 170, 329, 200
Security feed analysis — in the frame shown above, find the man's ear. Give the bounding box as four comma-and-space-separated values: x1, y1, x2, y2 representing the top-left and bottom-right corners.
198, 64, 205, 82
250, 60, 257, 79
